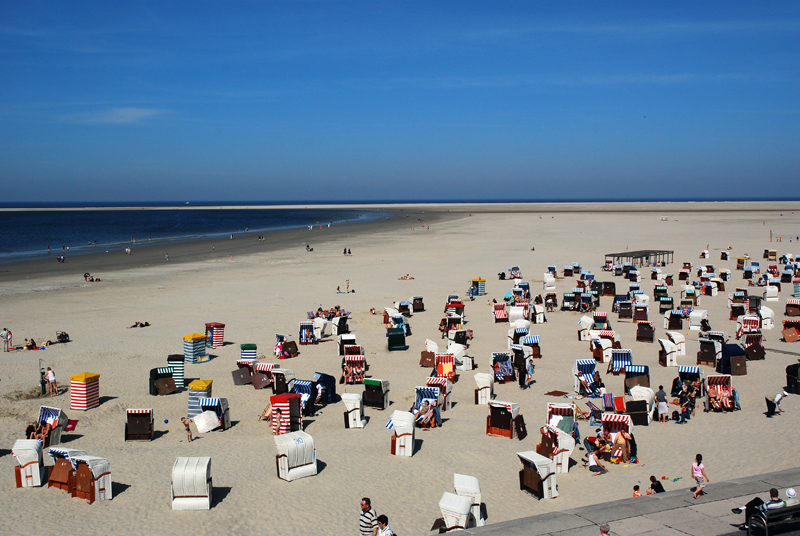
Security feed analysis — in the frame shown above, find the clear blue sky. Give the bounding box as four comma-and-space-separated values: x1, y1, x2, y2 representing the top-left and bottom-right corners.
2, 2, 798, 202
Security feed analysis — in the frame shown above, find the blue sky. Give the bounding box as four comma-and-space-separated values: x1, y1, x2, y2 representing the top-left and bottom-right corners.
1, 2, 799, 202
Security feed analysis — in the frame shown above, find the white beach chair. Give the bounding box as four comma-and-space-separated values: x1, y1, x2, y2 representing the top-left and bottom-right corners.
474, 373, 494, 405
517, 451, 558, 499
172, 457, 212, 510
313, 317, 329, 339
577, 315, 592, 341
425, 338, 439, 354
71, 455, 112, 502
630, 386, 656, 424
666, 331, 686, 355
12, 439, 48, 488
274, 431, 317, 481
387, 410, 414, 457
689, 309, 708, 330
342, 393, 366, 429
439, 492, 476, 530
658, 338, 678, 367
453, 473, 484, 527
760, 306, 775, 330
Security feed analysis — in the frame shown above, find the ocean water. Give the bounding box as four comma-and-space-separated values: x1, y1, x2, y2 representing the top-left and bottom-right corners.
0, 207, 390, 262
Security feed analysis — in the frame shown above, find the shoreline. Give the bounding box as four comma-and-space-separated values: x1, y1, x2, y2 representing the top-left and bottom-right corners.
2, 200, 800, 212
0, 209, 461, 284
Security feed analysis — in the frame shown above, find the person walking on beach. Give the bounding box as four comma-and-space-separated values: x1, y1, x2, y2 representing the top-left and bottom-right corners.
359, 497, 378, 536
181, 417, 194, 442
165, 253, 169, 262
691, 453, 709, 498
376, 514, 393, 536
656, 385, 669, 423
346, 279, 350, 293
1, 328, 8, 352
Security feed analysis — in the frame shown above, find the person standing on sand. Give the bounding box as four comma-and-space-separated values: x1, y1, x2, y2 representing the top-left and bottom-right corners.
46, 367, 58, 396
1, 328, 8, 352
165, 253, 169, 261
691, 453, 709, 498
346, 279, 350, 293
181, 417, 194, 442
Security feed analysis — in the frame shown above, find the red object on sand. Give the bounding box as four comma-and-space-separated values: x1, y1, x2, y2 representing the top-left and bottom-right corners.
64, 419, 79, 432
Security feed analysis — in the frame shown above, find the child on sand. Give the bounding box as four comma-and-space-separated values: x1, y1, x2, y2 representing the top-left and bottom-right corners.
633, 485, 641, 497
181, 417, 194, 442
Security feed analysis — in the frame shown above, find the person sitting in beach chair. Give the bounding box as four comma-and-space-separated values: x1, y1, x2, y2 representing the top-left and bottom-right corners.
414, 400, 435, 428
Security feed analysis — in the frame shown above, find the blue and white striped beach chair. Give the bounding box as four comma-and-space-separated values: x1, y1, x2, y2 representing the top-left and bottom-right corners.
607, 349, 632, 375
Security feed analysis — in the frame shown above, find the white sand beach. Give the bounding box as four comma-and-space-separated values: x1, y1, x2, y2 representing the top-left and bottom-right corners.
2, 203, 800, 535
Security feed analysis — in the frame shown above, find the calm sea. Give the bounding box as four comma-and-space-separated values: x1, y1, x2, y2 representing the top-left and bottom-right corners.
0, 206, 390, 263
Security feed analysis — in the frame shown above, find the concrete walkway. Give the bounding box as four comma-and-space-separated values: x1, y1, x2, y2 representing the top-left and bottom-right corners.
467, 468, 800, 536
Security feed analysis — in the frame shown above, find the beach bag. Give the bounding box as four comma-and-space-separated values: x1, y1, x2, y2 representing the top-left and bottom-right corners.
672, 410, 680, 421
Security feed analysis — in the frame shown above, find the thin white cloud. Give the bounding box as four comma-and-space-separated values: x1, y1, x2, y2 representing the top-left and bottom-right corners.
60, 107, 169, 124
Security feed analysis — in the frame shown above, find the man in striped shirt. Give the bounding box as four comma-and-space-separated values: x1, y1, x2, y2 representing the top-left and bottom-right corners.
359, 497, 378, 536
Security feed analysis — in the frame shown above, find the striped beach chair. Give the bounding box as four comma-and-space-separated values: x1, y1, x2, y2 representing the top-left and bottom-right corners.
69, 373, 100, 411
602, 393, 614, 412
624, 365, 650, 394
187, 380, 212, 419
344, 355, 366, 384
426, 376, 453, 410
736, 314, 761, 339
433, 353, 456, 381
167, 354, 185, 388
413, 386, 442, 428
492, 352, 515, 383
545, 403, 575, 435
183, 333, 208, 364
593, 312, 609, 330
204, 322, 225, 348
677, 366, 705, 396
292, 379, 315, 416
786, 299, 800, 317
270, 393, 302, 435
607, 349, 632, 375
522, 335, 541, 359
572, 359, 597, 395
493, 303, 508, 322
299, 321, 316, 345
150, 366, 175, 396
240, 344, 257, 361
125, 408, 154, 441
198, 398, 230, 431
37, 405, 68, 447
602, 413, 633, 435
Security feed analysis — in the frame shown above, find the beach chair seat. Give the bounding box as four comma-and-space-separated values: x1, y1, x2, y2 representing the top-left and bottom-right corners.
493, 303, 508, 322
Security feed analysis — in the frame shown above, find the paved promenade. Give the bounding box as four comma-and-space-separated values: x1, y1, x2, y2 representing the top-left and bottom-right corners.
467, 468, 800, 535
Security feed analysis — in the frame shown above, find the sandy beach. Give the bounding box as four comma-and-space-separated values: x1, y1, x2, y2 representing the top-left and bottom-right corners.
2, 203, 800, 535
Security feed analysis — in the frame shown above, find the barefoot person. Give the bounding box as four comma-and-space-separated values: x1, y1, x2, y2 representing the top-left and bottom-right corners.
46, 367, 58, 397
691, 453, 709, 498
181, 416, 194, 442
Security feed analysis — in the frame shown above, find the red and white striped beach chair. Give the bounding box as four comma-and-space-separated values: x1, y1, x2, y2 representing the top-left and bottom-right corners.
271, 393, 302, 435
344, 355, 366, 384
736, 315, 761, 339
785, 299, 800, 317
433, 354, 456, 382
493, 303, 508, 323
426, 376, 453, 410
